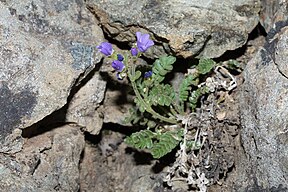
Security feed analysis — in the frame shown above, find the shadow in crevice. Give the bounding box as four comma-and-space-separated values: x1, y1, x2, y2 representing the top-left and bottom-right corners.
214, 22, 267, 63
22, 62, 103, 138
100, 71, 134, 106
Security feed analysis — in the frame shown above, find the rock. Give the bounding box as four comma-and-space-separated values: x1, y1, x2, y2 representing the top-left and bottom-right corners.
102, 87, 134, 125
236, 22, 288, 190
0, 125, 85, 192
66, 72, 106, 135
130, 174, 164, 192
80, 131, 163, 192
0, 129, 23, 154
87, 0, 260, 58
32, 125, 85, 191
260, 0, 288, 32
0, 0, 104, 142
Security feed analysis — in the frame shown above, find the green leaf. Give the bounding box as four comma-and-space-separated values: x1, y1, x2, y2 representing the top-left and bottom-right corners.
148, 84, 175, 106
125, 129, 183, 159
125, 130, 155, 149
179, 74, 198, 102
151, 73, 165, 83
227, 59, 243, 71
159, 56, 175, 70
147, 120, 157, 128
134, 97, 146, 112
186, 140, 202, 150
152, 55, 176, 83
151, 130, 183, 158
130, 70, 141, 81
123, 108, 141, 125
189, 86, 209, 111
197, 58, 216, 74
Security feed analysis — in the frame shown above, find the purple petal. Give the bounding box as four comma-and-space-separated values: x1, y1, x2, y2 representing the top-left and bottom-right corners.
139, 34, 150, 43
130, 47, 138, 56
135, 32, 154, 52
111, 60, 125, 72
144, 71, 153, 78
145, 40, 154, 48
136, 32, 142, 41
97, 42, 113, 56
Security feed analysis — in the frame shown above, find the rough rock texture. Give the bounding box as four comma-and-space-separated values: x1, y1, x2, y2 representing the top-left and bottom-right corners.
0, 125, 85, 191
80, 131, 165, 192
87, 0, 260, 58
0, 0, 104, 142
260, 0, 288, 32
236, 22, 288, 191
66, 72, 106, 135
102, 86, 134, 125
0, 0, 106, 191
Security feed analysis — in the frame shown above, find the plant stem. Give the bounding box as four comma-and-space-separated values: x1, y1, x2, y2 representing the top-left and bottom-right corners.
128, 69, 177, 124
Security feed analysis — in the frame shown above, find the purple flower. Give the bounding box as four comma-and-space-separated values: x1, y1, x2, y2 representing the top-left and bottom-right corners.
112, 60, 125, 72
130, 47, 138, 56
97, 42, 113, 56
136, 32, 154, 52
144, 71, 153, 78
117, 54, 124, 61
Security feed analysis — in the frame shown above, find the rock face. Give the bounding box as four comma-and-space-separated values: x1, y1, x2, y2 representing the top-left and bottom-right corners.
87, 0, 260, 58
0, 0, 106, 191
0, 125, 85, 191
0, 0, 104, 142
66, 72, 106, 135
80, 131, 164, 192
260, 0, 288, 32
237, 21, 288, 191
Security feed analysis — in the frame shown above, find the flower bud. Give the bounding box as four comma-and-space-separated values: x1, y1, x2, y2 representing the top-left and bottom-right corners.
117, 54, 124, 61
144, 71, 153, 78
111, 60, 125, 72
96, 42, 113, 56
130, 47, 138, 56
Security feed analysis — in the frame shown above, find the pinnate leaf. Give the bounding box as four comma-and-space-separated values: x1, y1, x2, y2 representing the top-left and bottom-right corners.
197, 58, 215, 74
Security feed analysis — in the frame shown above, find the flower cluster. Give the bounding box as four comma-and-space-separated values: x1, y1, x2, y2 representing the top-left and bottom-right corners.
97, 32, 154, 80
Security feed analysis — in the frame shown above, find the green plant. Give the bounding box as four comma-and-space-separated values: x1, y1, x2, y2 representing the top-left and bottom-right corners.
97, 32, 219, 159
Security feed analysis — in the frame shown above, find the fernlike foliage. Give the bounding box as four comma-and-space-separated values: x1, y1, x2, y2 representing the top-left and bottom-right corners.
148, 84, 175, 106
125, 129, 183, 159
151, 129, 183, 159
179, 74, 198, 102
189, 86, 210, 111
152, 56, 176, 84
97, 33, 217, 159
125, 56, 216, 158
196, 58, 216, 75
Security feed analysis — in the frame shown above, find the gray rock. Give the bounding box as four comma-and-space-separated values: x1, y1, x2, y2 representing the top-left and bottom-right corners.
32, 125, 85, 191
0, 0, 104, 142
80, 132, 162, 192
102, 88, 134, 126
236, 22, 288, 190
260, 0, 288, 32
87, 0, 260, 58
66, 72, 106, 135
0, 128, 23, 154
0, 157, 39, 192
130, 174, 164, 192
0, 125, 85, 192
